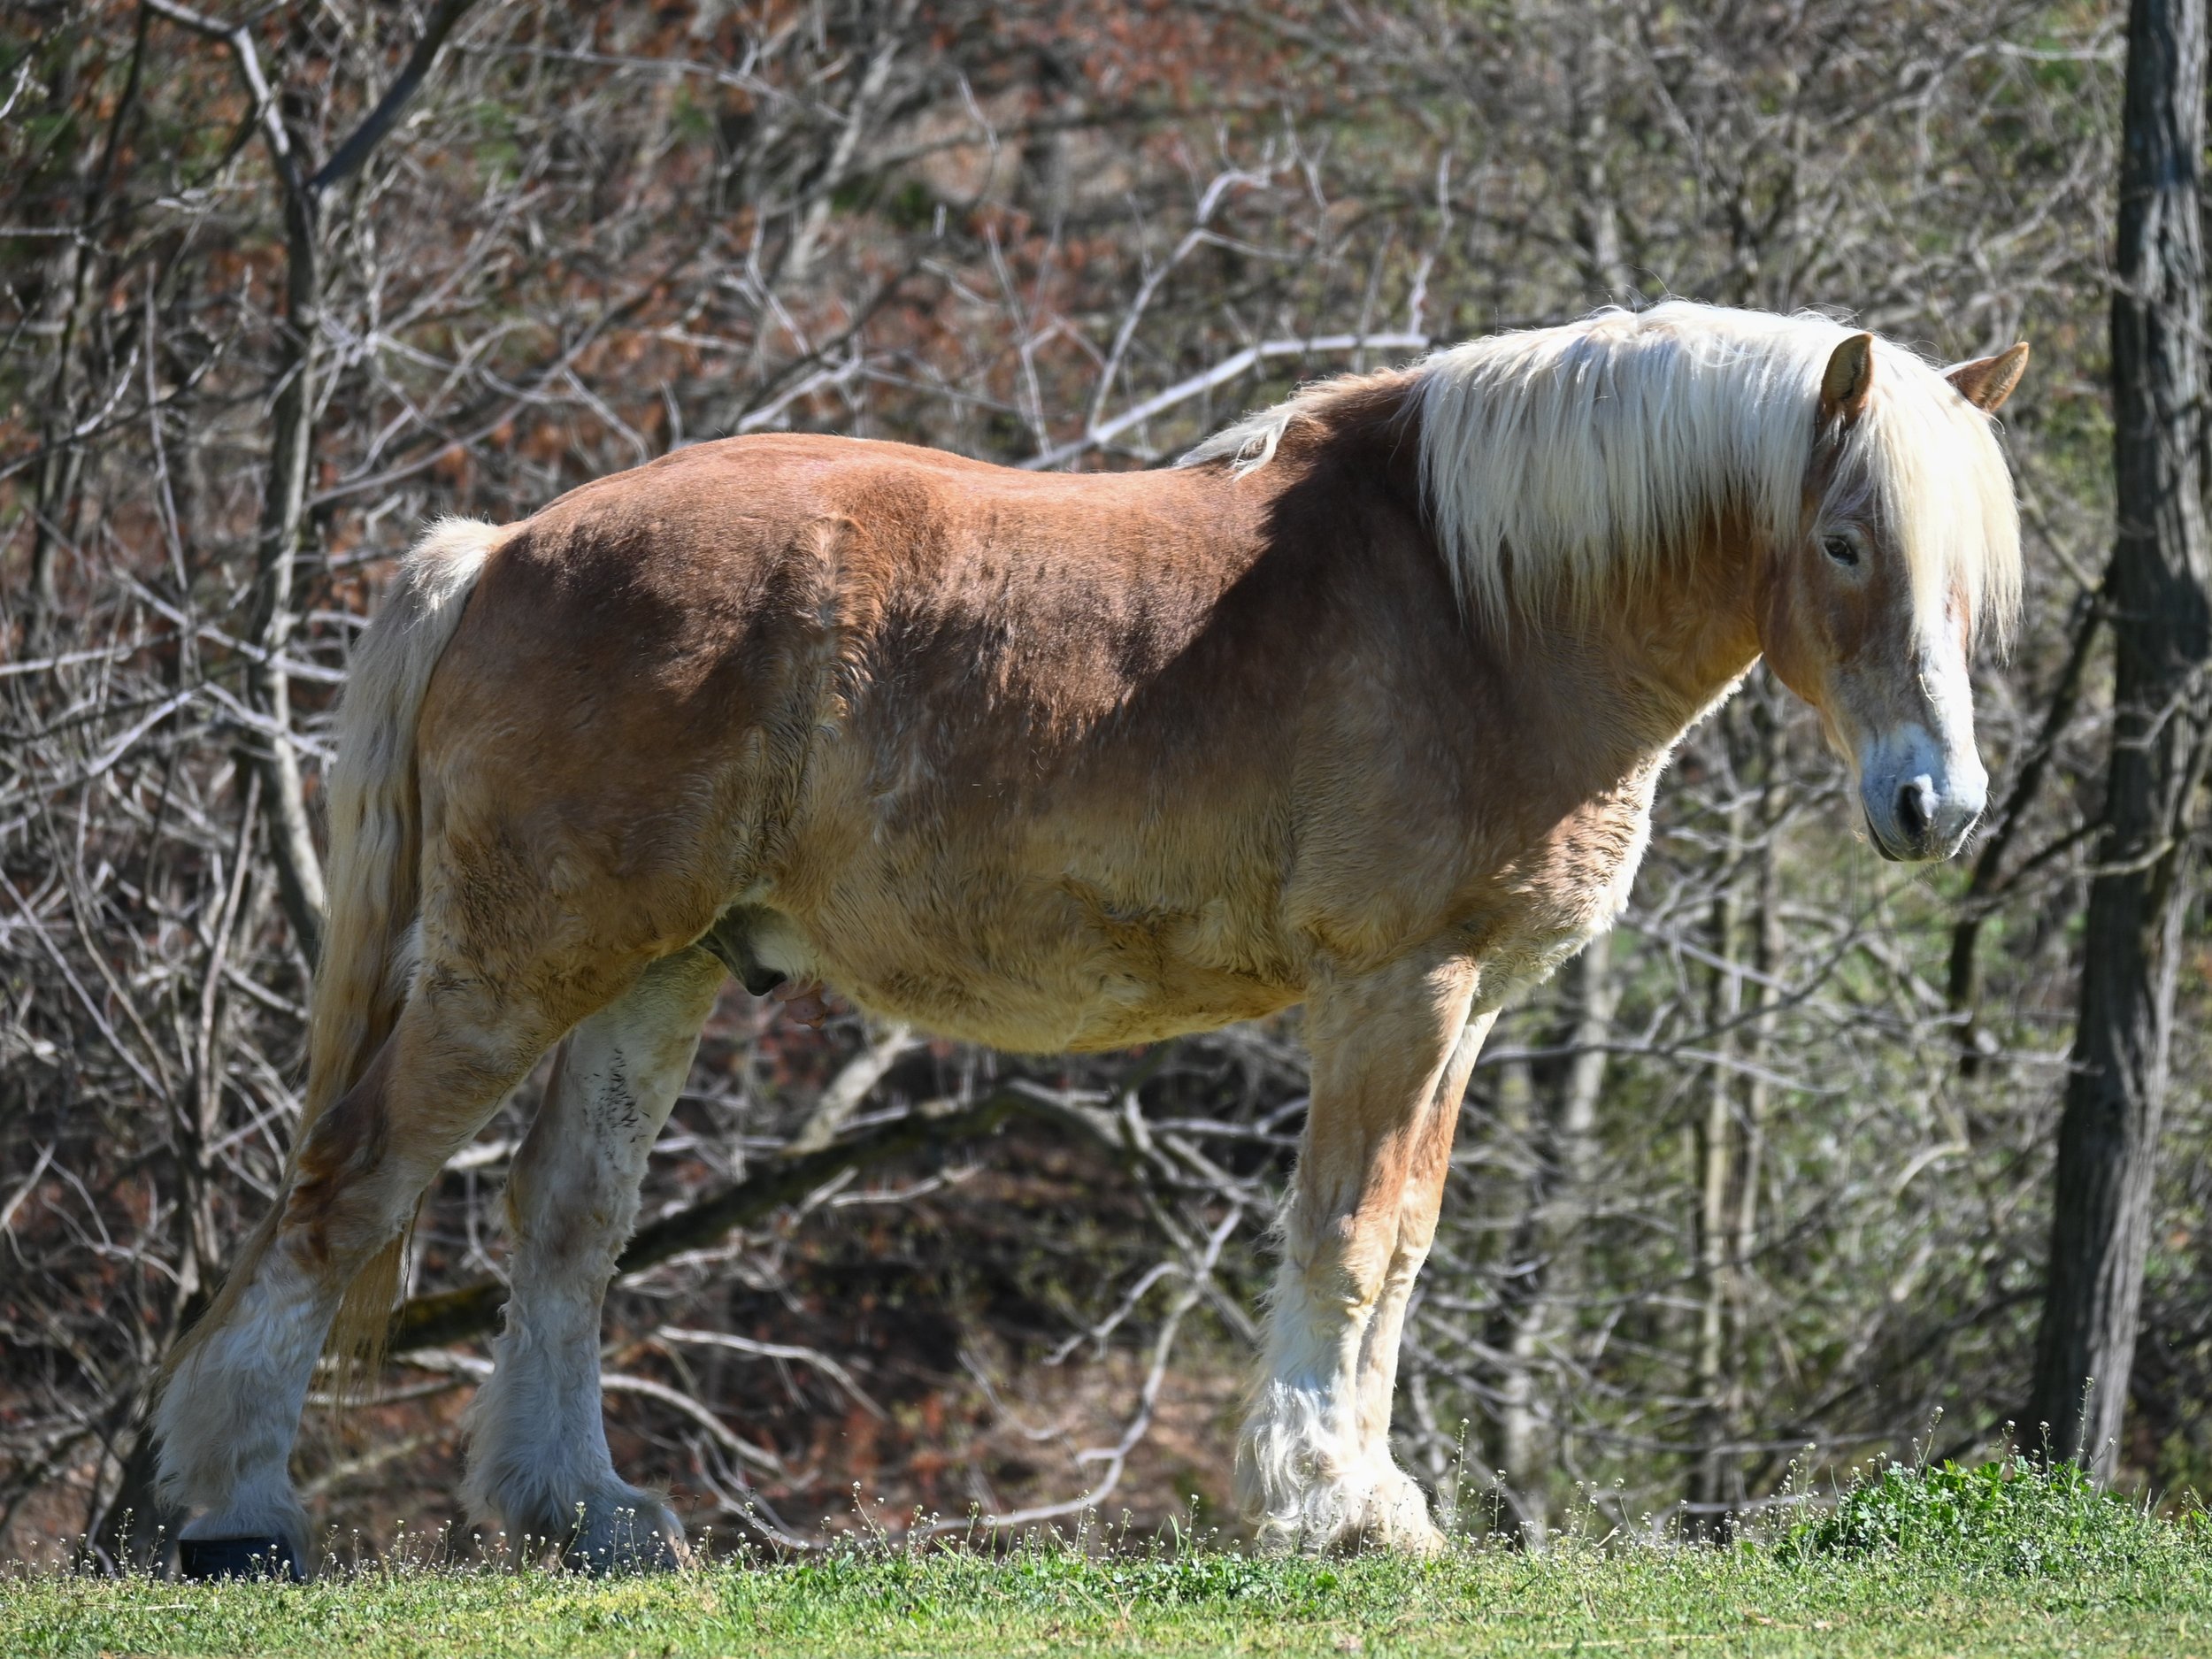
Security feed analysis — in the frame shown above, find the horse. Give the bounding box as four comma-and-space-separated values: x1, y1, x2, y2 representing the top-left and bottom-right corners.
153, 302, 2027, 1578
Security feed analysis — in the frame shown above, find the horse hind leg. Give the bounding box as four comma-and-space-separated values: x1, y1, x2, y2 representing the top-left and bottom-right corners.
154, 949, 598, 1577
459, 947, 726, 1573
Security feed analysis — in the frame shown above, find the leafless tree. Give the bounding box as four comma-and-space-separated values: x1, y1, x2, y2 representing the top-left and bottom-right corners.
2029, 0, 2208, 1482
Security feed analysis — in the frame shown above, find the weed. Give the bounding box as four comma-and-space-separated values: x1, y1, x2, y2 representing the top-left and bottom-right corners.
1784, 1457, 2182, 1578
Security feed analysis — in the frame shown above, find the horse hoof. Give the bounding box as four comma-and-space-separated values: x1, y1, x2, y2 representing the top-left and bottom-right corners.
177, 1536, 305, 1582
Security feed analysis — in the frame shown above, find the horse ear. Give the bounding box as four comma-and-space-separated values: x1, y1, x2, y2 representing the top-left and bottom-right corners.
1819, 334, 1876, 427
1946, 342, 2031, 413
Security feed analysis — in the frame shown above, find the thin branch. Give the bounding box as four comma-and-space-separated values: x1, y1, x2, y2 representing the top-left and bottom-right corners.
310, 0, 488, 196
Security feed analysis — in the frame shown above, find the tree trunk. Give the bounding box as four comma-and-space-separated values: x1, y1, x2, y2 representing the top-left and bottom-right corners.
244, 173, 328, 964
1687, 786, 1749, 1538
1493, 931, 1617, 1542
141, 0, 490, 961
2027, 0, 2208, 1480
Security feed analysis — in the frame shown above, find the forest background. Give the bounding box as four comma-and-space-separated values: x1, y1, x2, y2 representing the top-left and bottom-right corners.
4, 0, 2203, 1567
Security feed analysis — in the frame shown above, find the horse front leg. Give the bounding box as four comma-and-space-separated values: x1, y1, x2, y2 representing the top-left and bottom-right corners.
1236, 952, 1483, 1554
1354, 1009, 1495, 1536
460, 947, 726, 1572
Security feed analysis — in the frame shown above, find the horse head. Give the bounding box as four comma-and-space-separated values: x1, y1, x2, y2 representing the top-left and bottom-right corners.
1758, 331, 2028, 861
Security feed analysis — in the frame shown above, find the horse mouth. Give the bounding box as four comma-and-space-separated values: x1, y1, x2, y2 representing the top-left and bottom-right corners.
1867, 813, 1976, 864
1867, 812, 1945, 864
1863, 810, 1903, 861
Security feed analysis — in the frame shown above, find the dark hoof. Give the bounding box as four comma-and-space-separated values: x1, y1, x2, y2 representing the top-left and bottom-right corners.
177, 1536, 305, 1582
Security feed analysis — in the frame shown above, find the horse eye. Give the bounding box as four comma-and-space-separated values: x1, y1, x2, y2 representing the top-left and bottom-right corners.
1823, 534, 1861, 567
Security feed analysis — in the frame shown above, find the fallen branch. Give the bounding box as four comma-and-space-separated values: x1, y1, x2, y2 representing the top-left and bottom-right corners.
389, 1087, 1037, 1350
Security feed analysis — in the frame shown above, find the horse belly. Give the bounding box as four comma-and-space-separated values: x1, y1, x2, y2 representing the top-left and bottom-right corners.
756, 861, 1300, 1054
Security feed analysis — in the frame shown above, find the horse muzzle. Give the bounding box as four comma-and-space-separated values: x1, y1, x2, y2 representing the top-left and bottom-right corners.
1860, 734, 1986, 863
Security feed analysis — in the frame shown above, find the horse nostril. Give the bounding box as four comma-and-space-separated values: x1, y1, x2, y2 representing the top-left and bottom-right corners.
1896, 780, 1933, 841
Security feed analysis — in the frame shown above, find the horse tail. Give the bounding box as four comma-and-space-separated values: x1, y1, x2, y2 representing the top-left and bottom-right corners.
312, 518, 502, 1394
165, 518, 501, 1399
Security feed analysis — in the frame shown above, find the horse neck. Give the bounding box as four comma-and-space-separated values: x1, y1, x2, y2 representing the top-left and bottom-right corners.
1527, 526, 1769, 773
1315, 380, 1770, 772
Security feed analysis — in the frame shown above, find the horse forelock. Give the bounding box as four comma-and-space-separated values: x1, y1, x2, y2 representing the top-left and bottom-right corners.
1841, 343, 2024, 651
1181, 303, 2021, 645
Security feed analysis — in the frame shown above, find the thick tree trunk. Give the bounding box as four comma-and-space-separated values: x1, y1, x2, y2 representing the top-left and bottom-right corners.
2027, 0, 2208, 1480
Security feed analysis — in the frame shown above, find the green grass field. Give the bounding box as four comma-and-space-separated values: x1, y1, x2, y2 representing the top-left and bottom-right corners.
6, 1463, 2208, 1658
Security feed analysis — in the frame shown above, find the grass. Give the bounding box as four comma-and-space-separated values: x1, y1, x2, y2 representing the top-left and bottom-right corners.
5, 1462, 2208, 1658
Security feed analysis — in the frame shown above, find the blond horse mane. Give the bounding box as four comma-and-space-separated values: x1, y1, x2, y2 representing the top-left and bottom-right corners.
1182, 303, 2022, 642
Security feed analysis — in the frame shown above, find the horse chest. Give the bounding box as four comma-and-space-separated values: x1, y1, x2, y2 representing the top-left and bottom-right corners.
1459, 788, 1656, 1005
